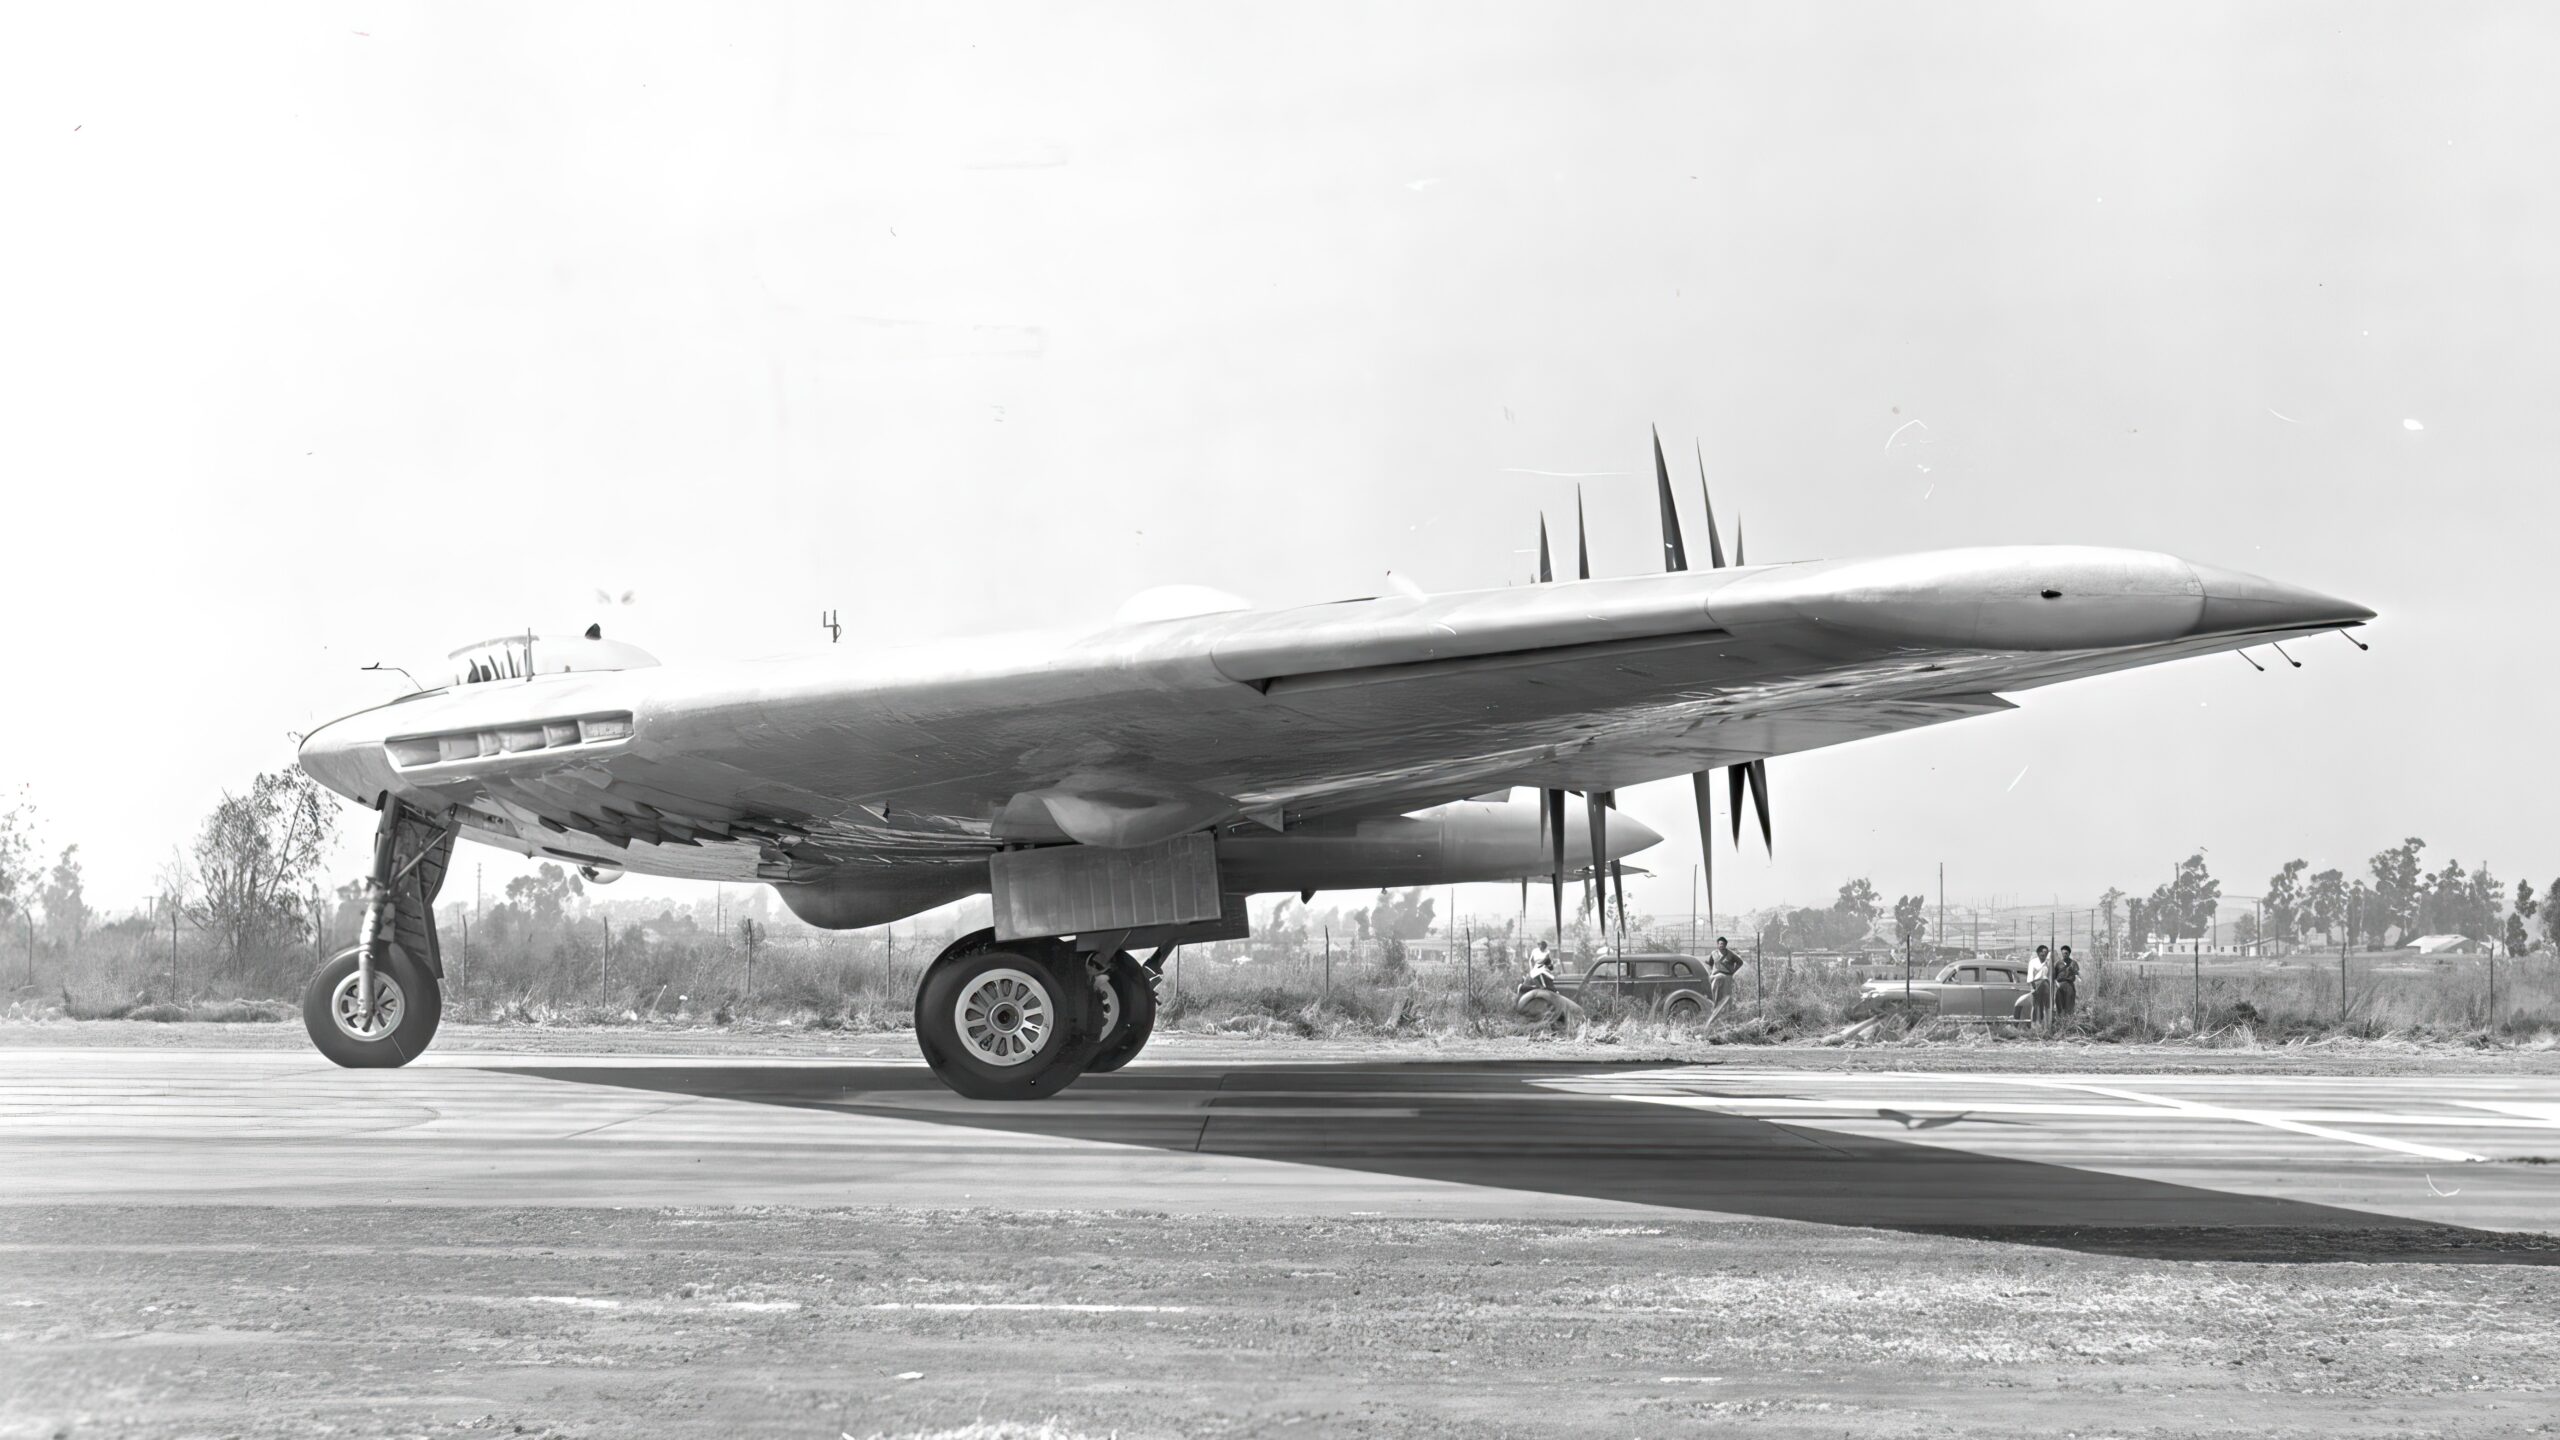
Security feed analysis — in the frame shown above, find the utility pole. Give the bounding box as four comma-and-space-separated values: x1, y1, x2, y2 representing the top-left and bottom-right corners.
601, 915, 611, 1001
1937, 863, 1945, 963
1323, 926, 1332, 1003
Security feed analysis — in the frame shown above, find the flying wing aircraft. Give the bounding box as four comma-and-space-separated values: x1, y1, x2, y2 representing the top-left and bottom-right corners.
295, 436, 2371, 1098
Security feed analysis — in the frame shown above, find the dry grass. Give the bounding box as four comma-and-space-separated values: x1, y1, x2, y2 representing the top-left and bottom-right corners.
20, 927, 2559, 1054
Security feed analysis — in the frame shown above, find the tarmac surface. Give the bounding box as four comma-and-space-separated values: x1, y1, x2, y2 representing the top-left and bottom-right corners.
5, 1045, 2557, 1251
9, 1042, 2560, 1437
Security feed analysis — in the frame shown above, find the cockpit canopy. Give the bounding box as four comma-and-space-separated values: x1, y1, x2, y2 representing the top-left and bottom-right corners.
448, 632, 660, 687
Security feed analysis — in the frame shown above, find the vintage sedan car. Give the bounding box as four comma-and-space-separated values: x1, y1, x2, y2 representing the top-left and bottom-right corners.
1522, 951, 1722, 1021
1848, 960, 2035, 1021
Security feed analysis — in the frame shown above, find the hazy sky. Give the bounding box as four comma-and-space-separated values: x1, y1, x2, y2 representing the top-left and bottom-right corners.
4, 2, 2552, 927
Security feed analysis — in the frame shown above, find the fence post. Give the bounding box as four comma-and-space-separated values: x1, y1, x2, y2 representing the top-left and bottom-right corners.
2192, 938, 2202, 1035
1462, 918, 1472, 1022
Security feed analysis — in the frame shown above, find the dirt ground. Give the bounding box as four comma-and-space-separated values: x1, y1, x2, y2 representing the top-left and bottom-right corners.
4, 1205, 2556, 1440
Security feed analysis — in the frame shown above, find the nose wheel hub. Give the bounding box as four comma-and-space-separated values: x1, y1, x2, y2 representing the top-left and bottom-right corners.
329, 969, 406, 1041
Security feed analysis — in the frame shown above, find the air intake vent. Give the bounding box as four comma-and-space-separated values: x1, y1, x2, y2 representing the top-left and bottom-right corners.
385, 712, 636, 770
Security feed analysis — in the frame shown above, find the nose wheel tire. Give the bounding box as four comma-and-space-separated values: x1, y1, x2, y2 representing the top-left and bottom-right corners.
915, 944, 1097, 1101
1080, 951, 1158, 1075
302, 946, 442, 1068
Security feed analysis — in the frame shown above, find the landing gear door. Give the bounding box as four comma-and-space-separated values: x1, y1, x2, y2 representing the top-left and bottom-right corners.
384, 804, 458, 978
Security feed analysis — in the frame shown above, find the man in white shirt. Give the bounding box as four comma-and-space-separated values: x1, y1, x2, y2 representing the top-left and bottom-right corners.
2026, 944, 2054, 1025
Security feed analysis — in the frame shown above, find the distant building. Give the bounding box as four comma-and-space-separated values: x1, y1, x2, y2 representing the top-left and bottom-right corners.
2405, 933, 2488, 956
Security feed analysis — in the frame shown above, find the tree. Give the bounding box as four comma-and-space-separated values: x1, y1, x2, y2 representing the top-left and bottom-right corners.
1367, 888, 1436, 975
2367, 837, 2426, 945
2417, 856, 2470, 937
2305, 868, 2347, 943
2543, 877, 2560, 951
1834, 878, 1882, 927
2347, 879, 2377, 950
1368, 888, 1438, 942
1892, 894, 1928, 950
504, 863, 585, 925
2506, 879, 2537, 956
2233, 910, 2261, 948
0, 790, 34, 939
187, 770, 336, 977
2098, 887, 2125, 965
2262, 859, 2307, 944
2149, 853, 2221, 942
2464, 865, 2505, 943
1763, 896, 1874, 953
38, 844, 89, 952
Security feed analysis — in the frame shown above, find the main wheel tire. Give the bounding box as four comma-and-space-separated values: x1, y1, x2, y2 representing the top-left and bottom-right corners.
914, 945, 1095, 1101
1081, 951, 1158, 1075
302, 945, 442, 1068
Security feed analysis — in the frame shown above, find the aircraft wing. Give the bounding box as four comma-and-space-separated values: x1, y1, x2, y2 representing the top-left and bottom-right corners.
298, 545, 2368, 884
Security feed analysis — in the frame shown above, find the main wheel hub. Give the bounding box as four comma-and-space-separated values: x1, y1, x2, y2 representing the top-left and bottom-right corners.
329, 969, 406, 1042
954, 967, 1052, 1066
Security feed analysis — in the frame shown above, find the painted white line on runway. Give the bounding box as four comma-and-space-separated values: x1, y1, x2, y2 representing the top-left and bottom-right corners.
2459, 1101, 2560, 1122
2011, 1078, 2487, 1164
866, 1302, 1191, 1314
1614, 1095, 2560, 1131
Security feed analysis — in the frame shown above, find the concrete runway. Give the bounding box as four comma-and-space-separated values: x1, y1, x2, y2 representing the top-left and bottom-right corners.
3, 1046, 2556, 1254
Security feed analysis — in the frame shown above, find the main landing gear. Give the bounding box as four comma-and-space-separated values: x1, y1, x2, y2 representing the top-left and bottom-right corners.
912, 929, 1162, 1100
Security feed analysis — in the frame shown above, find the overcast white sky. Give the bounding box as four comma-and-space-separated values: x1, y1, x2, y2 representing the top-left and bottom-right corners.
3, 2, 2551, 927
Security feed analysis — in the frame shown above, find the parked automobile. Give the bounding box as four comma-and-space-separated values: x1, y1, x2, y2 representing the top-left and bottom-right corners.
1520, 951, 1720, 1022
1848, 960, 2034, 1021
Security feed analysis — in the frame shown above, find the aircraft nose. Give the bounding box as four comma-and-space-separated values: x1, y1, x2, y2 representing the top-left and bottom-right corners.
297, 713, 389, 805
2185, 561, 2375, 637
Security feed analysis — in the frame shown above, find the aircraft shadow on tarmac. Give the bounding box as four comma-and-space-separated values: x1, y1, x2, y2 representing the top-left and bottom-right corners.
500, 1061, 2560, 1266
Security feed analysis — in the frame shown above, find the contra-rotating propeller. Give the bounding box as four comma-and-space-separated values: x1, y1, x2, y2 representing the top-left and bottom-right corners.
1646, 426, 1773, 935
1526, 431, 1772, 948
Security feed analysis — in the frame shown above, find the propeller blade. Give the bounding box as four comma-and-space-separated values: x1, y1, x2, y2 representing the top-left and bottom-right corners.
1691, 769, 1716, 924
1735, 514, 1746, 567
1574, 485, 1591, 580
1694, 441, 1727, 569
1652, 426, 1686, 572
1610, 858, 1628, 940
1746, 758, 1773, 852
1545, 787, 1567, 939
1586, 791, 1613, 929
1536, 513, 1553, 584
1728, 765, 1747, 846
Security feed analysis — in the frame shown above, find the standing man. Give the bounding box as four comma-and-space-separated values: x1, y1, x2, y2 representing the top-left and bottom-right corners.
2053, 944, 2080, 1022
1708, 936, 1745, 1005
2027, 944, 2054, 1026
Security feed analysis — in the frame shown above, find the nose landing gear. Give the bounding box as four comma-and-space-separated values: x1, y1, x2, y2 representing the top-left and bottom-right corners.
301, 799, 453, 1069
